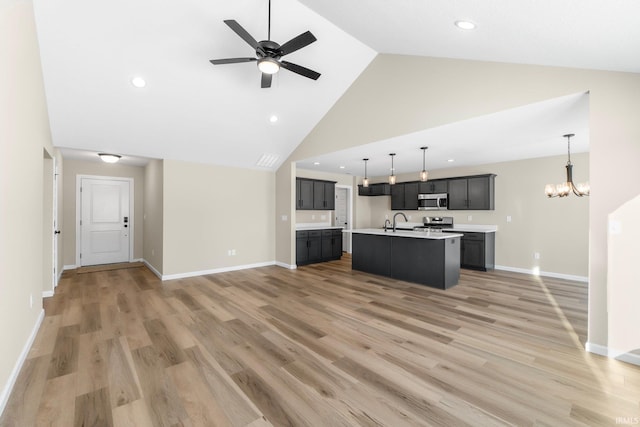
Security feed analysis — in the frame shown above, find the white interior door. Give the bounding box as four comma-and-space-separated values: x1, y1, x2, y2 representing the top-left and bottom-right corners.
80, 177, 131, 266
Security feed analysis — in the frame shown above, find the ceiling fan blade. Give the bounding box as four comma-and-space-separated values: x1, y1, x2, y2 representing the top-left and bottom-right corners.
279, 31, 317, 56
261, 73, 272, 88
224, 19, 259, 50
209, 57, 257, 65
280, 61, 321, 80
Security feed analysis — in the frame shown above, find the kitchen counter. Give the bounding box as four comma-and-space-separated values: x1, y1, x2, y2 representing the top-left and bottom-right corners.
352, 228, 463, 239
450, 224, 497, 233
352, 229, 461, 289
296, 224, 344, 231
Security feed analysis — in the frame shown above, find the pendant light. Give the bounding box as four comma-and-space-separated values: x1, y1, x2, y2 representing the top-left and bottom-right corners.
545, 134, 590, 197
420, 146, 429, 182
388, 153, 396, 185
362, 158, 369, 188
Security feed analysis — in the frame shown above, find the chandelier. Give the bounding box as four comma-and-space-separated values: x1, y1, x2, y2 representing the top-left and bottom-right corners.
545, 134, 590, 197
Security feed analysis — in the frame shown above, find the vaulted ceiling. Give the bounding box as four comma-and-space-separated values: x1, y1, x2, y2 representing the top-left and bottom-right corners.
34, 0, 640, 171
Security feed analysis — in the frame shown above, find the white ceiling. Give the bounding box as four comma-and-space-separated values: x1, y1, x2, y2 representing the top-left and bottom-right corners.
32, 1, 640, 172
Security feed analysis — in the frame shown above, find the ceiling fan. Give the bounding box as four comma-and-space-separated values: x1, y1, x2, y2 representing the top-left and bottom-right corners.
209, 0, 320, 88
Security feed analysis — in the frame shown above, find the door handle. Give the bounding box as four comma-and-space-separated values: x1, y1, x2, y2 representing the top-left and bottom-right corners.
54, 230, 61, 235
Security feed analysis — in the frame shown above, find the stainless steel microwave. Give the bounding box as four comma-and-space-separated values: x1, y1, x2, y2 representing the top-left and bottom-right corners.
417, 193, 448, 210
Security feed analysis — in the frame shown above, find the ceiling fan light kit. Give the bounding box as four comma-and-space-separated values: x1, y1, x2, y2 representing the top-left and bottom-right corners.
209, 0, 320, 88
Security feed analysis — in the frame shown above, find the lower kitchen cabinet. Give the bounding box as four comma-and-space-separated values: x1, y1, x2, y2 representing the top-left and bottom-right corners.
296, 229, 342, 266
445, 231, 495, 271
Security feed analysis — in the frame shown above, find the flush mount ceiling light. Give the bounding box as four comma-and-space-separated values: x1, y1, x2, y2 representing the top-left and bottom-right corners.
455, 20, 476, 30
388, 153, 397, 185
269, 114, 278, 123
98, 153, 121, 163
131, 77, 146, 88
420, 146, 429, 182
362, 158, 369, 188
545, 133, 590, 197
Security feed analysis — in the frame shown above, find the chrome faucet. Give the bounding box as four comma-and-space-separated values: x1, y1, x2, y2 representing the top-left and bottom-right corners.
383, 219, 391, 231
392, 212, 408, 232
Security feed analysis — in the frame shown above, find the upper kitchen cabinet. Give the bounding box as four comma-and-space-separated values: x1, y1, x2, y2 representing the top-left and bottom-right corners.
418, 179, 448, 194
391, 182, 419, 210
296, 178, 336, 210
313, 180, 335, 210
448, 174, 496, 210
358, 182, 391, 196
296, 178, 314, 210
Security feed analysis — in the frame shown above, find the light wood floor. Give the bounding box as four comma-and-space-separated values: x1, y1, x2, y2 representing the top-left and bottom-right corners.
2, 256, 639, 426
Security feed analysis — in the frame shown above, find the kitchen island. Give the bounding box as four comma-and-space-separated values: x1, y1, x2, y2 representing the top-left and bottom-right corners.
352, 229, 463, 289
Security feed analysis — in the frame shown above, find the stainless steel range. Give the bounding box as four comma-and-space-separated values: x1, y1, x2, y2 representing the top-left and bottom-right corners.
413, 216, 454, 230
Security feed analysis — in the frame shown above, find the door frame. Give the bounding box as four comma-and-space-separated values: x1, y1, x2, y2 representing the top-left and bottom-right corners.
335, 184, 353, 253
76, 175, 134, 267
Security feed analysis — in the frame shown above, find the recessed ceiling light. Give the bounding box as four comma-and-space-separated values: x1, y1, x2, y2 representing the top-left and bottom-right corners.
455, 20, 476, 30
131, 77, 146, 88
313, 162, 320, 165
448, 159, 455, 163
339, 166, 345, 169
269, 115, 278, 123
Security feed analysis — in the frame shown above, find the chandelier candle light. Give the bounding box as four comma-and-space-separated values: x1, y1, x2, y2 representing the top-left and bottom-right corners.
362, 158, 369, 188
388, 153, 396, 185
420, 146, 429, 182
545, 134, 590, 197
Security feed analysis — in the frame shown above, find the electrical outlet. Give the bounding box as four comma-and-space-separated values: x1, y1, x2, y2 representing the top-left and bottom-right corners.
321, 215, 326, 220
385, 214, 389, 219
281, 215, 288, 221
312, 214, 315, 220
506, 215, 512, 223
534, 252, 540, 260
407, 215, 412, 220
467, 215, 473, 221
231, 249, 236, 256
30, 293, 33, 309
151, 249, 155, 256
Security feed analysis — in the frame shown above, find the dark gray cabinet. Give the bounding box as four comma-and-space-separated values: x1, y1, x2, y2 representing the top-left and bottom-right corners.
313, 180, 335, 210
391, 182, 419, 210
447, 174, 496, 210
296, 229, 342, 266
358, 182, 391, 196
296, 178, 336, 210
418, 179, 448, 194
352, 233, 460, 289
444, 230, 495, 271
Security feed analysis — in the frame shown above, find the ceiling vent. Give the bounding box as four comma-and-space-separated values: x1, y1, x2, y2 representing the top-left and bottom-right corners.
256, 153, 279, 168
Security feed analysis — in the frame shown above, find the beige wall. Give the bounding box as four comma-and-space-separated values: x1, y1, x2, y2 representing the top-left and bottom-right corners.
0, 0, 53, 409
355, 153, 589, 278
61, 159, 145, 266
276, 54, 640, 352
143, 159, 164, 274
162, 160, 276, 276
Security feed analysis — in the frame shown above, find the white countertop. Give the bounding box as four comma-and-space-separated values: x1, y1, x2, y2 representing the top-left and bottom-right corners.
352, 228, 463, 240
449, 224, 498, 233
296, 225, 344, 231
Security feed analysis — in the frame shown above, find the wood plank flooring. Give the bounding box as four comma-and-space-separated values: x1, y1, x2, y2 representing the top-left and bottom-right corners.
2, 256, 640, 426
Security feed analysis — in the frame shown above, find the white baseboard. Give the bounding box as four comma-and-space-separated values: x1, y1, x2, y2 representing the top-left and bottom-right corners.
142, 259, 162, 279
63, 264, 76, 271
494, 265, 588, 283
0, 309, 45, 417
586, 342, 640, 366
275, 261, 297, 270
42, 290, 54, 298
161, 261, 277, 281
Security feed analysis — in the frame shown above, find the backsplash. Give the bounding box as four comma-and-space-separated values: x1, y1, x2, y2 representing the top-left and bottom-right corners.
296, 210, 334, 225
